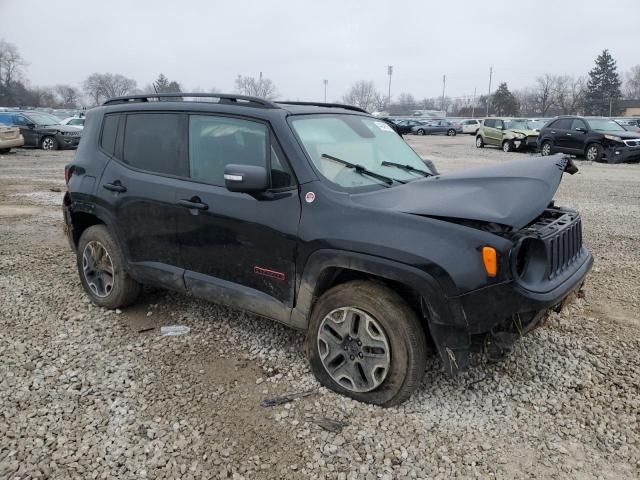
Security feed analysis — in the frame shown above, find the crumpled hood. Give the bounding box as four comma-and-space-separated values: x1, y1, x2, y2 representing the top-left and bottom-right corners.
350, 154, 574, 229
508, 128, 538, 136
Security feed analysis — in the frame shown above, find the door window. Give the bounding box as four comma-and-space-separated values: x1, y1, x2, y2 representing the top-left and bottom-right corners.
122, 113, 187, 176
484, 119, 495, 128
14, 115, 28, 126
100, 114, 120, 156
552, 118, 572, 130
570, 119, 588, 131
494, 119, 504, 129
188, 115, 267, 186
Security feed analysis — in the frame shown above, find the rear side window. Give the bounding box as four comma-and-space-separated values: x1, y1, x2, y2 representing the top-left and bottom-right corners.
100, 114, 119, 156
484, 119, 495, 128
552, 118, 572, 130
188, 115, 267, 186
0, 113, 14, 124
122, 113, 187, 176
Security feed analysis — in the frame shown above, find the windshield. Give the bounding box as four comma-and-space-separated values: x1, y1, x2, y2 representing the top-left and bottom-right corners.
504, 119, 532, 130
588, 118, 625, 132
291, 114, 433, 189
28, 113, 61, 126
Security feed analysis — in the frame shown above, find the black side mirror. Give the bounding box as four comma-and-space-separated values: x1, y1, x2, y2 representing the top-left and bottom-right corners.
26, 122, 36, 129
224, 164, 268, 193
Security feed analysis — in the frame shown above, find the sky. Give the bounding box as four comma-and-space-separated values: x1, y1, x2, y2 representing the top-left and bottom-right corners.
1, 0, 639, 102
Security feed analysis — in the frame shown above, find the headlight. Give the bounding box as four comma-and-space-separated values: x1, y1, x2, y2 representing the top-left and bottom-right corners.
514, 133, 525, 139
512, 237, 547, 287
604, 134, 622, 142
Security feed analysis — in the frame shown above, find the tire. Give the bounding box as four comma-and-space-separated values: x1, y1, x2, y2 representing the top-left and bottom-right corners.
76, 225, 141, 309
475, 135, 484, 148
540, 140, 552, 156
416, 129, 425, 136
585, 143, 603, 162
0, 148, 10, 154
41, 136, 58, 151
306, 280, 428, 407
447, 129, 456, 136
474, 129, 479, 136
502, 140, 512, 153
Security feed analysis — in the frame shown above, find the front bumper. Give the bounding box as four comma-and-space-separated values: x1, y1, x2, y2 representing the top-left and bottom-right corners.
512, 136, 538, 150
429, 248, 593, 376
56, 133, 81, 149
604, 145, 640, 163
0, 135, 25, 150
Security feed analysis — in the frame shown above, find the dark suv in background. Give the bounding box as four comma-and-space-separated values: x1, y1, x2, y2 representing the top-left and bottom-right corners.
538, 116, 640, 163
0, 110, 82, 150
63, 93, 592, 406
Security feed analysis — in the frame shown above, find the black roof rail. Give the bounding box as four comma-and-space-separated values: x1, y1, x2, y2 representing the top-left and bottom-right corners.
103, 93, 278, 108
276, 101, 369, 114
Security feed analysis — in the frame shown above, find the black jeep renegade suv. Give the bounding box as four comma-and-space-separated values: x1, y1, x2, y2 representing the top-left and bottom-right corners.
63, 93, 593, 406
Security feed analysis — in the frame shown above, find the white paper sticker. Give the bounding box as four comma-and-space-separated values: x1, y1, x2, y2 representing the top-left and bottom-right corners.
374, 121, 394, 132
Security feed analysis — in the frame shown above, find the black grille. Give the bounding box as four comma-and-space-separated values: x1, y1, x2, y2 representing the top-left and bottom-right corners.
522, 208, 583, 280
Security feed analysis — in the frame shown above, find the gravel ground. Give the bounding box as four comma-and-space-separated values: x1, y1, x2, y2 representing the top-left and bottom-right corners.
0, 140, 639, 480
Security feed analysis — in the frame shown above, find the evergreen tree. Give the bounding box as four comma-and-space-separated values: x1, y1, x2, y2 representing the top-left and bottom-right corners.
153, 73, 181, 93
584, 49, 621, 116
491, 83, 519, 116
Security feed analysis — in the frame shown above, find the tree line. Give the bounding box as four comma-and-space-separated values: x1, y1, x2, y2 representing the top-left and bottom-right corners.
1, 39, 639, 116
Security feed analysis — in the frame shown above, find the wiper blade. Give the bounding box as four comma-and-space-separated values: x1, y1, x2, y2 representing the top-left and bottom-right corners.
321, 153, 403, 185
381, 160, 434, 177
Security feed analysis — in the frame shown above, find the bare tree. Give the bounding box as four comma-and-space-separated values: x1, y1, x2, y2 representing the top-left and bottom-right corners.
83, 73, 137, 105
532, 74, 558, 116
397, 93, 416, 106
55, 84, 81, 108
624, 65, 640, 99
342, 81, 383, 112
554, 75, 586, 115
234, 74, 278, 99
0, 39, 28, 88
513, 88, 537, 116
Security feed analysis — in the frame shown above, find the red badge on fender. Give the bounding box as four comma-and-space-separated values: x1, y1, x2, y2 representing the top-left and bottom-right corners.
305, 192, 316, 203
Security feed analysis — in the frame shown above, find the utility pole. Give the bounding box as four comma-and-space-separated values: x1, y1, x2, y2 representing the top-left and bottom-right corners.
387, 65, 393, 108
471, 87, 476, 118
486, 66, 493, 117
323, 79, 328, 103
441, 75, 446, 114
609, 98, 613, 117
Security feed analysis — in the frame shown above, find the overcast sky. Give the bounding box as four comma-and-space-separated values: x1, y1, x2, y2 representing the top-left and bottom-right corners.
1, 0, 639, 102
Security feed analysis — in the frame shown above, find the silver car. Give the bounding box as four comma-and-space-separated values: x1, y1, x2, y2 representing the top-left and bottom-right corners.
411, 119, 458, 136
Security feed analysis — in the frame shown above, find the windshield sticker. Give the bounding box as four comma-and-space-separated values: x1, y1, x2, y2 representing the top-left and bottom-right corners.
374, 121, 394, 132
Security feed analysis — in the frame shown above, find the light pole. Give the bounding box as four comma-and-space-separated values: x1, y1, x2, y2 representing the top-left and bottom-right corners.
387, 65, 393, 108
486, 66, 493, 117
323, 79, 328, 103
441, 75, 446, 114
471, 87, 477, 118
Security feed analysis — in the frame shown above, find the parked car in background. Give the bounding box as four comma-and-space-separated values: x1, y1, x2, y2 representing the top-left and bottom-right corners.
0, 123, 24, 153
476, 118, 540, 152
0, 111, 82, 150
61, 117, 86, 129
459, 119, 482, 135
412, 119, 458, 136
391, 118, 431, 135
613, 118, 640, 133
538, 116, 640, 163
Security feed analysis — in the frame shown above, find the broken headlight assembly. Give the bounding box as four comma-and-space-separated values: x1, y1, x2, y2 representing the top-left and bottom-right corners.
511, 237, 547, 288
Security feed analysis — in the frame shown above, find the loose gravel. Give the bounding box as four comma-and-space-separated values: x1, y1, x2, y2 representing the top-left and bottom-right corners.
0, 142, 638, 479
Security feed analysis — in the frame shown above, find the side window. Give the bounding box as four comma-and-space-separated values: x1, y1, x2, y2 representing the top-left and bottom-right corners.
494, 119, 504, 129
0, 113, 12, 124
122, 113, 186, 176
553, 118, 572, 130
270, 144, 295, 189
14, 115, 28, 126
484, 119, 495, 128
189, 115, 267, 186
571, 119, 588, 131
100, 114, 120, 156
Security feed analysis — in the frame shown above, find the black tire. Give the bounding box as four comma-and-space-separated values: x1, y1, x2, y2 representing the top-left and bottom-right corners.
41, 136, 58, 151
502, 140, 512, 153
306, 280, 428, 407
0, 148, 10, 154
447, 129, 456, 136
475, 135, 484, 148
540, 140, 553, 156
585, 143, 603, 162
416, 129, 425, 136
76, 225, 141, 309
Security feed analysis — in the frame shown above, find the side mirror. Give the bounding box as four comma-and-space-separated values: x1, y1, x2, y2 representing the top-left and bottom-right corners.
26, 122, 36, 129
224, 164, 268, 193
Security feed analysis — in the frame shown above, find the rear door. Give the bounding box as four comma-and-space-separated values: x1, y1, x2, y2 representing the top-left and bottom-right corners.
176, 113, 301, 309
567, 118, 588, 153
97, 112, 188, 290
549, 118, 573, 152
483, 119, 498, 145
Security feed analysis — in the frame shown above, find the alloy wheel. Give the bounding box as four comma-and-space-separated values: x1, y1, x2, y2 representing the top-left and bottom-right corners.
82, 241, 115, 298
586, 146, 598, 161
317, 307, 391, 393
541, 143, 551, 156
42, 137, 55, 150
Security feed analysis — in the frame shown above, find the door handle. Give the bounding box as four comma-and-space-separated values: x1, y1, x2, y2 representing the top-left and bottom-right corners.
551, 131, 557, 134
178, 198, 208, 211
102, 181, 127, 193
566, 133, 572, 136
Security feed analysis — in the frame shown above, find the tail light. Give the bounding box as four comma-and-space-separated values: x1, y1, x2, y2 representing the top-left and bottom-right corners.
64, 165, 74, 184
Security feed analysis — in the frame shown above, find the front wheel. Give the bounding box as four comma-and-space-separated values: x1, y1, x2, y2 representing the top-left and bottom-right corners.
475, 135, 485, 148
77, 225, 141, 309
0, 148, 10, 154
541, 141, 552, 156
41, 136, 58, 151
416, 129, 425, 136
306, 281, 428, 406
502, 140, 513, 152
447, 129, 456, 136
585, 143, 603, 162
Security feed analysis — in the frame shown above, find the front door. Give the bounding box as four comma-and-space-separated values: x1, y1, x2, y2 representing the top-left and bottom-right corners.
14, 114, 38, 146
567, 118, 588, 153
176, 114, 300, 309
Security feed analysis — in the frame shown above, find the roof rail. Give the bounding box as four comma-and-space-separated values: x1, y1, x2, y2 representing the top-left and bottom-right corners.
276, 101, 369, 114
103, 93, 278, 108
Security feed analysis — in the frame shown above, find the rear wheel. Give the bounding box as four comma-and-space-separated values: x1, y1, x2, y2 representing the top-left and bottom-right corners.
541, 141, 552, 156
447, 129, 456, 136
0, 148, 10, 154
77, 225, 141, 309
306, 281, 428, 406
585, 143, 603, 162
416, 129, 425, 136
475, 135, 484, 148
